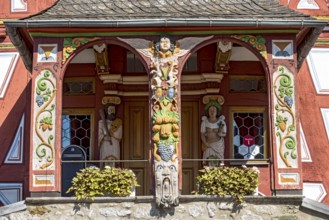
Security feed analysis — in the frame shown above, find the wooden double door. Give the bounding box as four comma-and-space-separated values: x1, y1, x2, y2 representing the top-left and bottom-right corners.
123, 99, 200, 195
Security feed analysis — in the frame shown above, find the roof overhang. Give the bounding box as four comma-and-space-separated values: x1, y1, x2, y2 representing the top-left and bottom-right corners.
4, 18, 328, 73
4, 18, 327, 28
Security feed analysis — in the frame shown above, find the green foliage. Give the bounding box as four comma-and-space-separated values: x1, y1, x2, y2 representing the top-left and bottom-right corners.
194, 166, 259, 203
66, 167, 139, 201
102, 167, 139, 197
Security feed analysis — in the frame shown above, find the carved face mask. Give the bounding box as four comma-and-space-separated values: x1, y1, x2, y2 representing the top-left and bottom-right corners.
155, 161, 178, 208
159, 37, 171, 53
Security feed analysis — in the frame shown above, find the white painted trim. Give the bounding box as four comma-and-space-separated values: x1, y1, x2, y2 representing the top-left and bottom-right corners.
303, 182, 327, 202
300, 123, 312, 162
321, 108, 329, 141
5, 114, 25, 164
104, 91, 149, 96
0, 52, 19, 98
100, 73, 224, 85
99, 74, 123, 84
307, 48, 329, 94
10, 0, 27, 12
182, 73, 224, 84
297, 0, 320, 9
0, 183, 23, 205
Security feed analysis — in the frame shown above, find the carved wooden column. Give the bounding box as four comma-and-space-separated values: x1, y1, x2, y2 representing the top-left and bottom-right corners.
29, 38, 63, 195
269, 39, 303, 195
119, 35, 213, 207
150, 36, 180, 207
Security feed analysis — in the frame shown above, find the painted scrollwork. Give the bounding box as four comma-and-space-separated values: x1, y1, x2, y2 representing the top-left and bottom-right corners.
274, 66, 297, 168
34, 70, 56, 169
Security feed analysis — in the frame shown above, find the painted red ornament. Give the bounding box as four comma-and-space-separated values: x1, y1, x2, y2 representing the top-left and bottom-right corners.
243, 135, 254, 147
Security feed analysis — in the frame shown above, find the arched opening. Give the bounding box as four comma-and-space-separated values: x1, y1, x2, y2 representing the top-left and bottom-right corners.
180, 39, 270, 195
58, 36, 271, 197
61, 43, 151, 195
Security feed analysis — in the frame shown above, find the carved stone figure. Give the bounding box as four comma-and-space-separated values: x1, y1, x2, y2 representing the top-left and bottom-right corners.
155, 160, 179, 208
99, 102, 122, 167
201, 96, 226, 166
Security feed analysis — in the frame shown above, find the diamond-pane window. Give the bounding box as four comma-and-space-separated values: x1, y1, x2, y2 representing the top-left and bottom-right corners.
63, 78, 95, 95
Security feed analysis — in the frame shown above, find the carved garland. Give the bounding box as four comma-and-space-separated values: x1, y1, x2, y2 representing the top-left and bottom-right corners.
274, 66, 297, 168
34, 70, 56, 169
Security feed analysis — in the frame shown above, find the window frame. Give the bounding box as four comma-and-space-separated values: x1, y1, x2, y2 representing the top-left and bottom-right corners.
62, 109, 95, 159
229, 75, 266, 93
126, 51, 145, 73
182, 52, 198, 73
229, 106, 269, 165
63, 77, 95, 95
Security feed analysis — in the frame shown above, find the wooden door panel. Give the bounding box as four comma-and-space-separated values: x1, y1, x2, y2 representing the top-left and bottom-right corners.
130, 107, 145, 159
182, 169, 194, 195
125, 104, 148, 160
181, 101, 200, 194
132, 168, 146, 196
123, 101, 150, 195
181, 104, 195, 158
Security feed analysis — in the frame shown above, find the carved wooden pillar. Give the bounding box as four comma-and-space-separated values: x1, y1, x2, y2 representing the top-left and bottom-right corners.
150, 36, 180, 207
119, 35, 213, 207
30, 38, 63, 195
269, 39, 303, 195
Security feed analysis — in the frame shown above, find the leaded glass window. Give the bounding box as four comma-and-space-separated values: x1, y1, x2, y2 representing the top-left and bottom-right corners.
230, 107, 267, 163
63, 78, 94, 95
62, 112, 93, 159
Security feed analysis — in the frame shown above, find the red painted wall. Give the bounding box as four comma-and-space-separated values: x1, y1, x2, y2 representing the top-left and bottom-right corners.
281, 0, 329, 204
0, 0, 57, 206
297, 54, 329, 204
